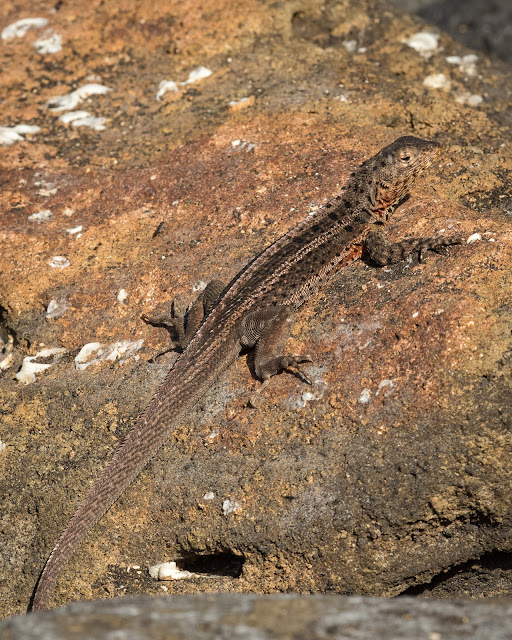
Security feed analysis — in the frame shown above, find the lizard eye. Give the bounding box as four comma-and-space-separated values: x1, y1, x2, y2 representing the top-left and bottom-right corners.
400, 153, 411, 163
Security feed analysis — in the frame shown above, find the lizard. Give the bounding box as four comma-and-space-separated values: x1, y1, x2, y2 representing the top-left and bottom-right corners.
31, 135, 462, 611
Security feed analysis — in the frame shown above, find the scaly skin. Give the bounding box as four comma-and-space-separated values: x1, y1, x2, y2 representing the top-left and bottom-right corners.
31, 136, 461, 611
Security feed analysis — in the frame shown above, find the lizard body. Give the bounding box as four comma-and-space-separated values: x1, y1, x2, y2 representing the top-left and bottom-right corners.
31, 136, 460, 610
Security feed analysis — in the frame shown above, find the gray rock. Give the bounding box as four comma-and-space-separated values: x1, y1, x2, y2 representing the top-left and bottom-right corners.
3, 594, 512, 639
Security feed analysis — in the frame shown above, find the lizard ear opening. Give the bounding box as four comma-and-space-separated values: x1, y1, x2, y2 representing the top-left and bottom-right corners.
399, 148, 416, 165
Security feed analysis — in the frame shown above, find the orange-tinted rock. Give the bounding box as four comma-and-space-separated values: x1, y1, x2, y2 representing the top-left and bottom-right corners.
1, 0, 512, 616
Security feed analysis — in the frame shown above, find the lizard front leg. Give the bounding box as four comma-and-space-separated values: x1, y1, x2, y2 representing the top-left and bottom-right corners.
365, 228, 463, 265
239, 305, 312, 383
143, 279, 226, 350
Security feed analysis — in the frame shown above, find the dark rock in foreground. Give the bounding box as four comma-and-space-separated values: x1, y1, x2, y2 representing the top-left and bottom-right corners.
3, 594, 512, 639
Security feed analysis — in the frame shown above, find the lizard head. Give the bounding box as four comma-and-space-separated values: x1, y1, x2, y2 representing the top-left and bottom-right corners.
364, 136, 442, 222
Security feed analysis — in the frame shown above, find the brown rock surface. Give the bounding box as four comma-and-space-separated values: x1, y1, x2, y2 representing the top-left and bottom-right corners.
0, 0, 511, 617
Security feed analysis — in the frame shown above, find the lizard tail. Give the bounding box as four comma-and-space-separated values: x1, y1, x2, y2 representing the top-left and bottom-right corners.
31, 406, 169, 610
30, 345, 229, 611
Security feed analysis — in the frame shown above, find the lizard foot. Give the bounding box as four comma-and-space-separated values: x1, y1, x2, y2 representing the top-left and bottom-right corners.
249, 354, 313, 407
142, 299, 186, 351
419, 234, 463, 262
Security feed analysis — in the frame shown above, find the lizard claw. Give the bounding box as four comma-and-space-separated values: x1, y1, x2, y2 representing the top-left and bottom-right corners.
283, 354, 313, 385
248, 354, 313, 407
141, 299, 186, 349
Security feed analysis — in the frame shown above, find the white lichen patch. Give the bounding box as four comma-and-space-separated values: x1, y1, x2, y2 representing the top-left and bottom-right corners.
358, 388, 371, 404
423, 73, 451, 90
75, 339, 144, 371
34, 30, 62, 54
222, 499, 241, 515
46, 298, 69, 319
156, 65, 212, 101
0, 124, 40, 145
46, 84, 111, 112
402, 31, 440, 58
49, 256, 70, 268
466, 233, 482, 244
203, 491, 215, 500
446, 54, 478, 76
16, 347, 67, 384
148, 561, 198, 581
1, 17, 48, 40
58, 110, 107, 130
455, 93, 483, 107
28, 209, 52, 222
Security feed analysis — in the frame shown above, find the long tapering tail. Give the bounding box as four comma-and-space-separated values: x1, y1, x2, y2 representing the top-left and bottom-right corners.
31, 340, 234, 611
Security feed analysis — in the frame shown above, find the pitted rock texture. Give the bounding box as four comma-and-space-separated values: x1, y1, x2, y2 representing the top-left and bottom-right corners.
1, 0, 512, 617
3, 595, 512, 639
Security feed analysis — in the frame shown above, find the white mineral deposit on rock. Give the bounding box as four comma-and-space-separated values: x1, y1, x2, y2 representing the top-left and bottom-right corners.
46, 84, 111, 112
192, 281, 207, 292
28, 210, 52, 222
58, 110, 107, 130
16, 348, 68, 384
423, 73, 451, 90
446, 54, 478, 76
402, 31, 440, 58
34, 30, 62, 54
49, 256, 70, 268
46, 298, 69, 319
455, 93, 483, 107
358, 388, 371, 404
376, 379, 395, 397
117, 289, 128, 303
0, 124, 40, 145
1, 17, 48, 40
222, 499, 241, 515
148, 562, 197, 581
66, 225, 82, 235
156, 66, 212, 100
75, 339, 144, 370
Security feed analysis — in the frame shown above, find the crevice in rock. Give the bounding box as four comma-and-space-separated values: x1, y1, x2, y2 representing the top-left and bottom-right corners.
177, 552, 244, 578
402, 550, 512, 597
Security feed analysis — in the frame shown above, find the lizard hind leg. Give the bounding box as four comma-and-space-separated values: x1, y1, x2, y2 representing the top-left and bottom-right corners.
239, 305, 313, 391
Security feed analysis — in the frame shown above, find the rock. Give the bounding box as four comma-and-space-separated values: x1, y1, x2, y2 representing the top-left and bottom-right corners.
1, 0, 512, 618
3, 594, 512, 639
